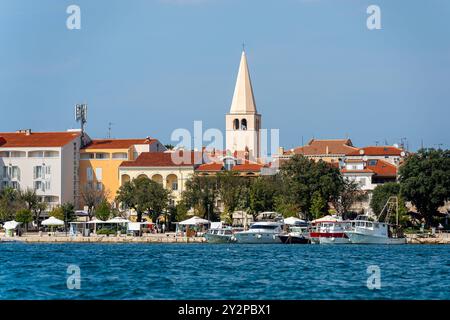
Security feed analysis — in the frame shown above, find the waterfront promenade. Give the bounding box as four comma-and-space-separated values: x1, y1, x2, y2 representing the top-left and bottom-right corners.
0, 232, 206, 243
2, 232, 450, 244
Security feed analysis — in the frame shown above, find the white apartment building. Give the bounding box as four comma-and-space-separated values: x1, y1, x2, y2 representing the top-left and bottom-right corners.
0, 129, 84, 209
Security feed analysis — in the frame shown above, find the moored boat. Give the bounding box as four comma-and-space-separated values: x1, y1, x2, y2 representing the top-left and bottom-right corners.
278, 226, 309, 244
233, 221, 283, 244
204, 227, 234, 243
309, 216, 351, 244
345, 216, 406, 245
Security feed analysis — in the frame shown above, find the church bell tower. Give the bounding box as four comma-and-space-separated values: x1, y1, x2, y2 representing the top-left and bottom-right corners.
225, 50, 261, 160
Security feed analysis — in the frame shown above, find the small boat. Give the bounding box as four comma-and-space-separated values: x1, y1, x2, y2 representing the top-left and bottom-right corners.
204, 227, 234, 243
233, 221, 283, 244
309, 216, 351, 244
278, 226, 309, 244
345, 197, 407, 245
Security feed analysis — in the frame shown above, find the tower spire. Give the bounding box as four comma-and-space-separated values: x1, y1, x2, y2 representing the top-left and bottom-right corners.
229, 50, 257, 114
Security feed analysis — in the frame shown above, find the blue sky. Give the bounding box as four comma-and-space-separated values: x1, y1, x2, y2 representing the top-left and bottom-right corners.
1, 0, 449, 151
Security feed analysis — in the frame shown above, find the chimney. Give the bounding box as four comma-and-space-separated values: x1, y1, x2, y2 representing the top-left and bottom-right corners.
16, 129, 32, 135
326, 145, 329, 154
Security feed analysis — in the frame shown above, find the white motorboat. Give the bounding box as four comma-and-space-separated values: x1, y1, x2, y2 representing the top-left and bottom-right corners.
345, 197, 407, 245
233, 221, 283, 244
345, 216, 406, 245
204, 227, 234, 243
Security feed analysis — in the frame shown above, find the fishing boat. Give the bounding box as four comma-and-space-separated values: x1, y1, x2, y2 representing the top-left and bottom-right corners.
345, 197, 406, 245
232, 221, 283, 244
309, 215, 351, 244
204, 227, 234, 243
278, 226, 309, 244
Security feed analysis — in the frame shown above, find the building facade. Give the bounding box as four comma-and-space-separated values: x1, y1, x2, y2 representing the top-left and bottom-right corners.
0, 130, 83, 209
79, 138, 165, 206
118, 151, 196, 204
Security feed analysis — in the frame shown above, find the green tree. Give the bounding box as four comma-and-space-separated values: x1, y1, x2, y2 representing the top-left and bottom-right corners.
279, 155, 344, 220
49, 206, 64, 220
15, 208, 33, 232
333, 179, 367, 219
370, 182, 401, 216
217, 171, 250, 216
399, 148, 450, 226
248, 176, 280, 215
181, 175, 219, 220
310, 191, 326, 219
274, 195, 299, 218
20, 188, 47, 228
0, 187, 23, 222
80, 184, 108, 220
95, 200, 111, 221
116, 176, 171, 222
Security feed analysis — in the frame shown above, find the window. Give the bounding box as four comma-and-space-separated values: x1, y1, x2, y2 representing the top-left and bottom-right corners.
112, 152, 128, 159
87, 167, 94, 181
44, 151, 59, 158
11, 166, 20, 180
95, 168, 103, 181
96, 182, 103, 191
45, 165, 51, 176
172, 182, 178, 191
95, 153, 110, 159
10, 151, 26, 158
233, 119, 240, 130
241, 119, 247, 130
368, 160, 377, 166
34, 181, 44, 191
10, 181, 19, 190
28, 151, 44, 158
80, 153, 95, 160
33, 166, 43, 179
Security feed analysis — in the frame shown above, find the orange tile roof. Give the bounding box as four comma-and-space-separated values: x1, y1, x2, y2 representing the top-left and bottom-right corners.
83, 138, 157, 150
231, 163, 264, 172
196, 163, 224, 172
120, 151, 199, 168
347, 146, 403, 156
0, 131, 80, 148
341, 168, 373, 174
288, 139, 358, 156
367, 159, 397, 177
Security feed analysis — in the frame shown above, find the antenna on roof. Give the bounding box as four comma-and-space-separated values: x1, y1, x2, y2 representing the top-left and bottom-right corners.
75, 103, 88, 145
107, 122, 114, 139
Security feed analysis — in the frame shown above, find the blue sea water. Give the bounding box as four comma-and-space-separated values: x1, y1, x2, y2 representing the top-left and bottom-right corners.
0, 243, 449, 300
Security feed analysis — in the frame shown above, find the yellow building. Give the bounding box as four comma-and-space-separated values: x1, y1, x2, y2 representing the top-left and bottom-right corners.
79, 138, 165, 207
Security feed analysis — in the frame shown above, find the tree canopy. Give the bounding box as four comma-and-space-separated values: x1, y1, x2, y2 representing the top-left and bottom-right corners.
116, 176, 171, 222
399, 148, 450, 226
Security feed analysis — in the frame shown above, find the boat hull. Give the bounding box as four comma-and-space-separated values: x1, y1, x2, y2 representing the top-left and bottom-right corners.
346, 232, 406, 245
278, 234, 309, 244
234, 232, 282, 244
309, 232, 349, 244
204, 233, 233, 243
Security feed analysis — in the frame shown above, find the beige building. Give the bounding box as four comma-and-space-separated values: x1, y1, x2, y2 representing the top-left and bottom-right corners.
118, 152, 196, 204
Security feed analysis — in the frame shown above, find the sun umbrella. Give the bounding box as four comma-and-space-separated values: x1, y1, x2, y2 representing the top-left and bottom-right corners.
3, 220, 21, 230
106, 217, 130, 223
41, 217, 65, 226
179, 216, 210, 225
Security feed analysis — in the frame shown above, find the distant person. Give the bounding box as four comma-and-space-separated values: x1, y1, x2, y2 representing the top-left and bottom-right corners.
162, 223, 166, 233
